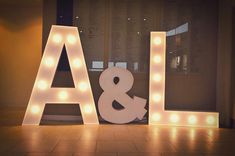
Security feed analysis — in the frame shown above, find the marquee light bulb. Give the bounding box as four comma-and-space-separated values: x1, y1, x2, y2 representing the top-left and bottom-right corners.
152, 94, 161, 102
153, 74, 161, 82
152, 113, 161, 121
170, 114, 180, 123
52, 34, 62, 43
188, 115, 197, 124
84, 104, 93, 114
31, 105, 40, 114
58, 91, 68, 100
37, 80, 48, 90
73, 58, 82, 68
79, 82, 88, 92
153, 37, 162, 45
206, 116, 215, 125
44, 57, 54, 67
153, 55, 161, 63
67, 34, 76, 44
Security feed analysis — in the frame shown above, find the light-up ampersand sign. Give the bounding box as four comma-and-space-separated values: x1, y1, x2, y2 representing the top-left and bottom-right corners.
149, 32, 219, 127
22, 25, 99, 125
98, 67, 147, 124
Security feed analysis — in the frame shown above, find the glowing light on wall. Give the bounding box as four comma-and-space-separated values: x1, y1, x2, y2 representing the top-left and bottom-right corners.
149, 32, 219, 127
22, 25, 99, 125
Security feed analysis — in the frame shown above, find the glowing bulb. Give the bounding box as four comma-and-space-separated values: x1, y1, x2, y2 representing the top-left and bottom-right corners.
153, 37, 162, 45
52, 34, 62, 43
73, 58, 82, 68
170, 114, 180, 123
58, 91, 68, 100
44, 57, 54, 67
152, 94, 161, 102
79, 82, 88, 92
152, 113, 161, 121
188, 115, 197, 124
84, 105, 93, 114
67, 35, 76, 44
31, 105, 40, 114
153, 74, 161, 82
153, 55, 161, 63
37, 80, 48, 90
206, 116, 215, 125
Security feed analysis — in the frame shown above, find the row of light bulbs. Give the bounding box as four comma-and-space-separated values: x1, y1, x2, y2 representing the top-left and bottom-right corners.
37, 80, 88, 92
150, 35, 217, 127
151, 36, 164, 125
152, 37, 163, 104
152, 113, 216, 125
31, 79, 92, 114
152, 36, 163, 103
52, 34, 77, 44
44, 57, 82, 68
30, 103, 93, 115
45, 34, 82, 69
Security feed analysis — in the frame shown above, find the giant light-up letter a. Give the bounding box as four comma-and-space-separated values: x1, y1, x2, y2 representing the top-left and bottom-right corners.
23, 25, 99, 125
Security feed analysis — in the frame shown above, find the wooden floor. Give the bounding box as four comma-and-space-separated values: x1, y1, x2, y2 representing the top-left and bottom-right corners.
0, 125, 235, 156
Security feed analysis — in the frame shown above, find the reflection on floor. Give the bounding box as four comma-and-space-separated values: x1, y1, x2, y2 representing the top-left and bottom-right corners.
0, 125, 235, 156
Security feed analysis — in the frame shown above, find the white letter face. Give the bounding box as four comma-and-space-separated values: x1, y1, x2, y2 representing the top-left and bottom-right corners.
98, 67, 147, 124
149, 32, 219, 127
22, 25, 99, 125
